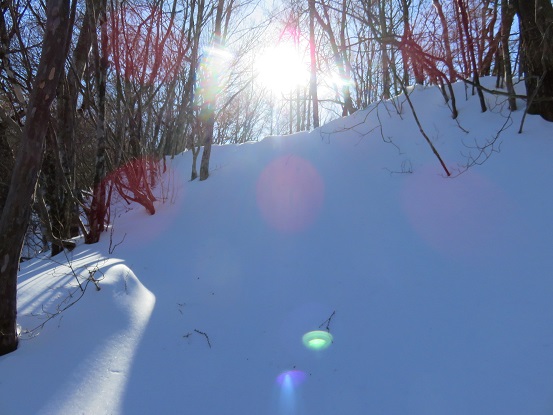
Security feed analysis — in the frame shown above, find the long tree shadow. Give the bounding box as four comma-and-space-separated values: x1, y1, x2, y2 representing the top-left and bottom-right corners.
1, 254, 155, 415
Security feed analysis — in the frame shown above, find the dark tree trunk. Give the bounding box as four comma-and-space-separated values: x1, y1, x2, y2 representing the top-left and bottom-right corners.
199, 116, 214, 181
400, 0, 410, 86
0, 10, 17, 214
191, 146, 199, 180
42, 128, 65, 256
58, 0, 101, 240
0, 122, 14, 213
456, 0, 487, 112
308, 0, 319, 128
515, 0, 553, 121
433, 0, 456, 82
199, 0, 225, 181
453, 1, 470, 77
87, 0, 108, 244
501, 0, 517, 111
0, 0, 73, 356
378, 0, 391, 99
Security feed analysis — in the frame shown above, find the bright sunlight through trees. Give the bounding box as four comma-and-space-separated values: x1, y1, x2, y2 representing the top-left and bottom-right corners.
254, 42, 310, 97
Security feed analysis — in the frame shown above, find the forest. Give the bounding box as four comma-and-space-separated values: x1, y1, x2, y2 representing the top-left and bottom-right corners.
1, 0, 552, 355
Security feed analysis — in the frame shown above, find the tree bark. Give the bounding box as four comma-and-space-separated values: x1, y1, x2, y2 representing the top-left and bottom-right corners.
308, 0, 319, 128
378, 0, 391, 99
86, 0, 108, 244
433, 0, 456, 82
0, 121, 14, 213
57, 0, 101, 242
515, 0, 553, 121
199, 0, 225, 181
0, 0, 73, 356
455, 0, 487, 112
501, 0, 517, 111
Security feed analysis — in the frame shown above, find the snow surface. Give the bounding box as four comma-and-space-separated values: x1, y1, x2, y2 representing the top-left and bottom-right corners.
1, 79, 553, 415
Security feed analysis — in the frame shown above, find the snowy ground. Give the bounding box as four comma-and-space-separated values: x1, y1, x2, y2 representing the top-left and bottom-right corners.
1, 79, 553, 415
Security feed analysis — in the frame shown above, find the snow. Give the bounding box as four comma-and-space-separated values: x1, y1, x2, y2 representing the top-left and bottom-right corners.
2, 79, 553, 414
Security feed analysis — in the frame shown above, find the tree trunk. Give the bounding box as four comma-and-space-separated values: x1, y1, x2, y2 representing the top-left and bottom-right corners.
501, 0, 517, 111
312, 0, 354, 114
400, 0, 409, 85
0, 121, 14, 213
308, 0, 319, 128
58, 0, 101, 240
0, 10, 18, 214
199, 114, 214, 181
515, 0, 553, 121
453, 1, 470, 77
42, 127, 65, 255
379, 0, 391, 99
433, 0, 456, 82
456, 0, 487, 112
87, 0, 108, 244
0, 0, 72, 356
199, 0, 225, 181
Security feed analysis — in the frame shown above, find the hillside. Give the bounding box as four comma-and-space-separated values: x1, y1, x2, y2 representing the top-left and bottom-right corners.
1, 79, 553, 415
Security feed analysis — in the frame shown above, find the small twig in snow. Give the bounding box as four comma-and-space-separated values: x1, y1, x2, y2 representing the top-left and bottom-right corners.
319, 311, 336, 332
194, 329, 212, 348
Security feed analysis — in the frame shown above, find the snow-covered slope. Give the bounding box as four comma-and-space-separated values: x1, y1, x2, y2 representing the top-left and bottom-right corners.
2, 79, 553, 415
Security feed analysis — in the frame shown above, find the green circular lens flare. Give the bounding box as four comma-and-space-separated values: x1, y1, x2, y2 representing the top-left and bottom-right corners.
302, 330, 333, 350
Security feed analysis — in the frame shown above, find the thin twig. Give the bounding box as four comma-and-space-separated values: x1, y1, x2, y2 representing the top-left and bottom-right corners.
194, 329, 212, 348
519, 72, 546, 134
394, 72, 451, 176
319, 310, 336, 332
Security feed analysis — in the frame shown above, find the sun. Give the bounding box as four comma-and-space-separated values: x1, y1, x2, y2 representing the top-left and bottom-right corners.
254, 42, 309, 96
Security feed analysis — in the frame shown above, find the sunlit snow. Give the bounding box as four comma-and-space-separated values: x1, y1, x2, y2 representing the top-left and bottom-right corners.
1, 78, 553, 415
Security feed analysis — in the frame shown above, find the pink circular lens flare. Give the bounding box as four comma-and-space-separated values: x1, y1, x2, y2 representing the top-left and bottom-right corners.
256, 155, 325, 233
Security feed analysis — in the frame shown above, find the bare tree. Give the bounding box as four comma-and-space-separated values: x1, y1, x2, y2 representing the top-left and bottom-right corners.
0, 0, 73, 356
86, 0, 109, 244
500, 0, 516, 111
514, 0, 553, 121
313, 0, 355, 113
455, 0, 487, 112
54, 0, 102, 248
200, 0, 230, 180
432, 0, 456, 82
308, 0, 320, 127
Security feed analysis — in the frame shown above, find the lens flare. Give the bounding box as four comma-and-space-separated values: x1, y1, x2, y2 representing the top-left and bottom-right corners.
254, 43, 309, 95
276, 370, 307, 386
198, 46, 233, 107
256, 155, 325, 233
302, 330, 333, 351
276, 370, 306, 415
401, 167, 512, 259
